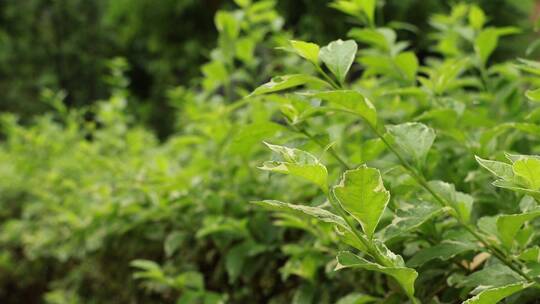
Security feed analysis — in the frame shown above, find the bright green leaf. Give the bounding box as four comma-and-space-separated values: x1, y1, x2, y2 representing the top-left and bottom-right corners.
526, 88, 540, 102
235, 37, 256, 63
468, 5, 486, 30
505, 153, 540, 163
491, 180, 540, 201
475, 27, 520, 66
307, 90, 378, 127
215, 11, 240, 39
475, 28, 498, 66
475, 156, 514, 180
373, 240, 407, 267
519, 246, 540, 262
260, 143, 328, 191
394, 52, 418, 81
462, 283, 532, 304
252, 200, 347, 229
234, 0, 251, 8
335, 293, 378, 304
387, 122, 435, 164
290, 40, 320, 64
513, 158, 540, 190
335, 226, 370, 253
251, 74, 330, 96
497, 209, 540, 249
336, 251, 418, 299
319, 39, 358, 84
359, 0, 376, 25
330, 0, 376, 25
333, 165, 390, 238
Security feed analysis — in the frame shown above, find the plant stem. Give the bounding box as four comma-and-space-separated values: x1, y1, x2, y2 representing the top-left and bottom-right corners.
327, 192, 385, 263
314, 64, 341, 90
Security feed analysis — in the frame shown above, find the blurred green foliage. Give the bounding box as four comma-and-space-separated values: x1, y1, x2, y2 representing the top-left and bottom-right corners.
0, 0, 536, 137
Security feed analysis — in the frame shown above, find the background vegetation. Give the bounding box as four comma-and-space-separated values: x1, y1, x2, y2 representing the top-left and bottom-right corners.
1, 0, 540, 303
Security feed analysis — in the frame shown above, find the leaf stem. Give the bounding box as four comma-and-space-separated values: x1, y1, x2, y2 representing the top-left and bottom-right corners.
327, 192, 388, 265
314, 64, 341, 90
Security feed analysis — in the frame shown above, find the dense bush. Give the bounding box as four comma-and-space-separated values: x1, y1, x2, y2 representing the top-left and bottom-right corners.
2, 0, 540, 303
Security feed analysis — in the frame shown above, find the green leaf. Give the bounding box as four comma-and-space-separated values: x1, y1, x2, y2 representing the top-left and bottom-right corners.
462, 283, 532, 304
196, 216, 248, 239
215, 11, 240, 39
335, 293, 378, 304
519, 246, 540, 262
164, 232, 186, 258
252, 200, 347, 229
513, 158, 540, 190
319, 39, 358, 84
336, 251, 418, 299
475, 156, 514, 180
372, 240, 407, 267
497, 210, 540, 249
234, 0, 251, 8
290, 40, 320, 64
428, 181, 474, 223
330, 0, 376, 25
407, 241, 477, 267
459, 264, 522, 288
475, 28, 498, 66
468, 5, 486, 30
251, 74, 330, 96
281, 246, 324, 282
229, 122, 284, 156
348, 28, 395, 52
235, 37, 256, 63
333, 165, 390, 238
394, 51, 418, 81
358, 54, 394, 78
491, 180, 540, 200
516, 58, 540, 76
526, 88, 540, 102
306, 90, 378, 127
336, 226, 369, 252
202, 61, 228, 91
475, 27, 520, 66
505, 153, 540, 163
383, 201, 448, 241
225, 242, 250, 283
358, 0, 376, 25
387, 122, 435, 164
260, 143, 328, 191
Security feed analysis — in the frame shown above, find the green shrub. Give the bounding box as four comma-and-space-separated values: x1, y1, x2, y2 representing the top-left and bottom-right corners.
251, 1, 540, 302
2, 0, 540, 303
